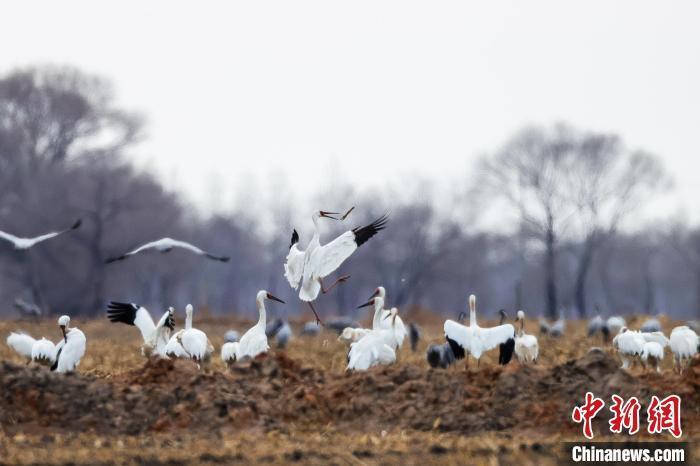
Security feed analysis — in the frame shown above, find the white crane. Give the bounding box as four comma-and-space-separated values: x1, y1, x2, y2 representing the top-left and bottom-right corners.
669, 325, 699, 374
106, 238, 229, 263
368, 286, 407, 348
6, 332, 57, 366
356, 296, 405, 350
444, 294, 515, 368
0, 219, 81, 250
347, 297, 397, 371
106, 302, 175, 357
163, 305, 213, 364
284, 211, 388, 323
235, 290, 285, 360
52, 315, 87, 373
612, 327, 668, 369
514, 310, 539, 364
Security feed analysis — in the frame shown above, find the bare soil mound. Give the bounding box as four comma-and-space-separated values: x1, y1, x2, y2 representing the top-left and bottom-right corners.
2, 351, 698, 437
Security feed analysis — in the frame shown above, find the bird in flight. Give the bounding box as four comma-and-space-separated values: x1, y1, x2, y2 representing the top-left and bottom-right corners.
105, 237, 230, 263
0, 219, 81, 250
284, 209, 388, 324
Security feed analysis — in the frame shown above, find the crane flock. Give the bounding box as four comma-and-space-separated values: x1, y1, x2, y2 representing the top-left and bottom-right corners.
3, 208, 700, 377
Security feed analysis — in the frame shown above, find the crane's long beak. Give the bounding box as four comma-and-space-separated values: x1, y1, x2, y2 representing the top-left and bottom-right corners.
382, 312, 392, 320
320, 211, 340, 220
357, 299, 374, 309
367, 288, 380, 301
60, 325, 67, 343
266, 293, 285, 304
341, 206, 355, 220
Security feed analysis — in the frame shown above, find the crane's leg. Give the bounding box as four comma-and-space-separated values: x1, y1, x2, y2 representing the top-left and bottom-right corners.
320, 275, 351, 294
308, 301, 323, 326
477, 358, 481, 369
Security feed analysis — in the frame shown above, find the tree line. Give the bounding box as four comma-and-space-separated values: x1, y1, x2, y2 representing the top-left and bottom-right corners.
0, 65, 697, 320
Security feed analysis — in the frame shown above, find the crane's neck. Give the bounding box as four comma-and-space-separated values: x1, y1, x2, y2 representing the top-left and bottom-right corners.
372, 300, 384, 329
185, 313, 192, 330
256, 298, 267, 327
310, 216, 321, 247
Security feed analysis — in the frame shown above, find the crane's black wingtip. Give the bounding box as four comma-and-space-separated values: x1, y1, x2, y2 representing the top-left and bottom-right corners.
289, 229, 300, 250
106, 301, 139, 325
352, 214, 389, 247
206, 253, 230, 262
498, 338, 515, 365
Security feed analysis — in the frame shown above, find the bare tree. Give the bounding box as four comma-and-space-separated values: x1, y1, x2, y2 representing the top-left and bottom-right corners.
480, 124, 666, 318
479, 124, 577, 318
566, 133, 665, 316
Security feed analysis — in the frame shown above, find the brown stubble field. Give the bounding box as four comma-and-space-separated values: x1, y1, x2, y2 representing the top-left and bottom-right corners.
0, 311, 698, 465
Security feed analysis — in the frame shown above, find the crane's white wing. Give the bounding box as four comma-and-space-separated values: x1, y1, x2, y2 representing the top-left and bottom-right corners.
6, 332, 36, 359
239, 330, 269, 359
376, 343, 397, 365
0, 230, 22, 246
25, 231, 63, 246
347, 337, 374, 370
163, 330, 187, 358
284, 244, 305, 289
125, 239, 166, 256
314, 215, 389, 279
106, 302, 156, 343
347, 333, 395, 370
516, 334, 538, 349
167, 239, 205, 254
22, 220, 81, 248
32, 338, 57, 364
166, 239, 229, 261
181, 329, 211, 360
313, 231, 358, 279
613, 332, 645, 355
477, 324, 516, 352
444, 319, 470, 350
54, 329, 86, 373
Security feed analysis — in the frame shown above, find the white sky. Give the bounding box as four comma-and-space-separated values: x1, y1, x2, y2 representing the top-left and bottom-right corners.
3, 1, 700, 223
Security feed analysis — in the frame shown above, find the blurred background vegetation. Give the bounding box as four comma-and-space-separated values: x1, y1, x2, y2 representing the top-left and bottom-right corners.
1, 65, 697, 320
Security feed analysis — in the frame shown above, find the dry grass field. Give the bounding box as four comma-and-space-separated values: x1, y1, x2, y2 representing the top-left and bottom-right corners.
1, 311, 698, 465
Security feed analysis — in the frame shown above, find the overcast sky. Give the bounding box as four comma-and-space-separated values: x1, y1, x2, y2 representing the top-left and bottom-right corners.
3, 1, 700, 222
